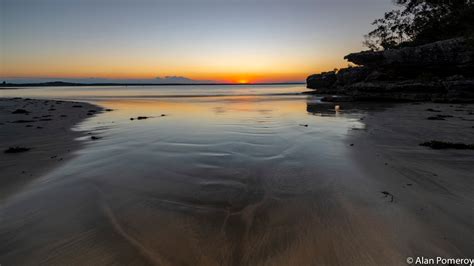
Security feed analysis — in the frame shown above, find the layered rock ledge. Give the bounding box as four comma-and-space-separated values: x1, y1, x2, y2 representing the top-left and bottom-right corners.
307, 38, 474, 102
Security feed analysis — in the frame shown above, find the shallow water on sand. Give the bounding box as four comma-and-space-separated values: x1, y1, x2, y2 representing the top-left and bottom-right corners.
1, 85, 392, 265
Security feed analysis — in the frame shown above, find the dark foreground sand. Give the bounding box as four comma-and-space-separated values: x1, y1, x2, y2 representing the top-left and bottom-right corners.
0, 98, 102, 199
0, 98, 473, 266
346, 102, 474, 260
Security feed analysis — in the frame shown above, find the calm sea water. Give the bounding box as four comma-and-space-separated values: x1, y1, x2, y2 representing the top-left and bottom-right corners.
0, 84, 307, 100
1, 85, 375, 265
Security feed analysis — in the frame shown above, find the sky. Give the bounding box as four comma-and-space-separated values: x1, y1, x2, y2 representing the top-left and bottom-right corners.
0, 0, 394, 83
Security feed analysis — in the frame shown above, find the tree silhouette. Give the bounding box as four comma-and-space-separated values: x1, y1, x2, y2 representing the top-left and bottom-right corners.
364, 0, 474, 50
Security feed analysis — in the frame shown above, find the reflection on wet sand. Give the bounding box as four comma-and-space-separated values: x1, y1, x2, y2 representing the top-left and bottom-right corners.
1, 93, 405, 265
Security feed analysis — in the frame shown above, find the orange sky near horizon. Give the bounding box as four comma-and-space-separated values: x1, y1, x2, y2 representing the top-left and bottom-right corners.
0, 0, 393, 83
0, 47, 348, 83
0, 65, 348, 84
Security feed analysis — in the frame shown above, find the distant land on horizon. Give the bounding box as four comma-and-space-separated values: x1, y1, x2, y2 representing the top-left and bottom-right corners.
0, 76, 305, 86
1, 76, 214, 84
0, 81, 305, 88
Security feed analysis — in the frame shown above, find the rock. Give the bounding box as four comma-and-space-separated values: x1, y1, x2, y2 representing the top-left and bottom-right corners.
335, 67, 371, 85
364, 70, 388, 82
320, 95, 354, 102
11, 120, 36, 123
306, 71, 337, 89
4, 146, 31, 153
427, 116, 446, 120
130, 116, 150, 120
342, 80, 446, 101
345, 51, 384, 67
12, 109, 30, 114
420, 140, 474, 150
443, 79, 474, 101
381, 191, 394, 202
306, 38, 474, 102
344, 38, 474, 75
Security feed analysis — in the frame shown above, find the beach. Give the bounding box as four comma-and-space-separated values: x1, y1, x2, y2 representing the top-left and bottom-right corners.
2, 0, 474, 264
346, 102, 474, 259
0, 88, 473, 265
0, 98, 102, 199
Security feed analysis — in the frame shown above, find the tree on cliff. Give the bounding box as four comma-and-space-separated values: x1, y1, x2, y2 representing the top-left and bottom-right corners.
364, 0, 474, 50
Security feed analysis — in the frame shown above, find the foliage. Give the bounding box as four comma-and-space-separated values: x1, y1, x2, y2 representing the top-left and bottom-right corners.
364, 0, 474, 50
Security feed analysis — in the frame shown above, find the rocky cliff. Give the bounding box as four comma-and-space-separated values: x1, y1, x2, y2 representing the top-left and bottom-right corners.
307, 38, 474, 102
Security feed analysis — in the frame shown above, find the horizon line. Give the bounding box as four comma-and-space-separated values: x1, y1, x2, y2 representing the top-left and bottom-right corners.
0, 81, 306, 87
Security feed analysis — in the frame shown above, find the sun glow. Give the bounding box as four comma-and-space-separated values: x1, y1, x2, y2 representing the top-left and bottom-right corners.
237, 79, 249, 84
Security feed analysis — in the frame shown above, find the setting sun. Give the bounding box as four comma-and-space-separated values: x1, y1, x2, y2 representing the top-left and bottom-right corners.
2, 0, 473, 264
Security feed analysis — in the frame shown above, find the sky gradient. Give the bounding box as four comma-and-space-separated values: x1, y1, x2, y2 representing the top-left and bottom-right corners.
0, 0, 394, 83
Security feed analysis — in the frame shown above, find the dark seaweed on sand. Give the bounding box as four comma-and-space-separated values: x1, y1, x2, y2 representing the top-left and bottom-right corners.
4, 146, 31, 153
381, 191, 394, 202
420, 141, 474, 150
12, 109, 30, 114
11, 120, 36, 123
427, 115, 453, 120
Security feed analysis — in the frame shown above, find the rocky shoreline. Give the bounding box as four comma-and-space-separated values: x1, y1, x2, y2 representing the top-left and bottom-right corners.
307, 38, 474, 102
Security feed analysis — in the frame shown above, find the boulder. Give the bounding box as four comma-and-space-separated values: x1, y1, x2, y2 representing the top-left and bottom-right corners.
341, 80, 474, 102
306, 71, 337, 89
335, 67, 371, 85
442, 79, 474, 102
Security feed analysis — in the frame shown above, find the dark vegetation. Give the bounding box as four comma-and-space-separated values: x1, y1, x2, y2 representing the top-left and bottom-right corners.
365, 0, 474, 50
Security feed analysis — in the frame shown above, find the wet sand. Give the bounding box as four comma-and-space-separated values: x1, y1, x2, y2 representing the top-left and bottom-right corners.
0, 98, 102, 199
0, 95, 473, 265
346, 102, 474, 259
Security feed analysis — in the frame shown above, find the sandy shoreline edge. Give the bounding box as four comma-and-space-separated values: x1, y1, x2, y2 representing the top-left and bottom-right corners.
345, 102, 474, 258
0, 97, 103, 200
